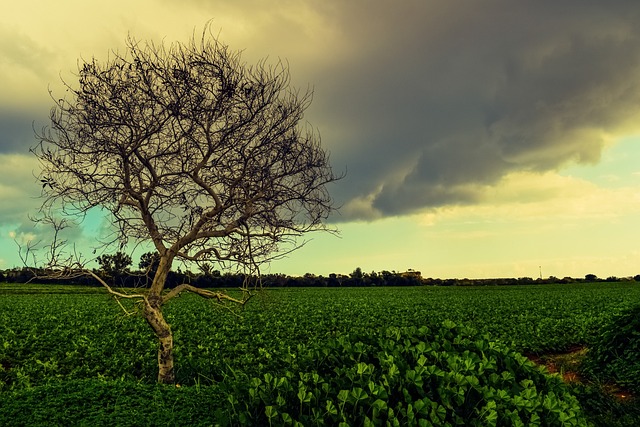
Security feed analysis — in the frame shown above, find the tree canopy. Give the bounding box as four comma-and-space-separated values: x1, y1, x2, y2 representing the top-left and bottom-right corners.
30, 27, 340, 383
34, 29, 338, 276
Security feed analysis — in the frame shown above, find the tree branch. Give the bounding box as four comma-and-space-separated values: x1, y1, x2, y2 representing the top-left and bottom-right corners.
162, 283, 250, 305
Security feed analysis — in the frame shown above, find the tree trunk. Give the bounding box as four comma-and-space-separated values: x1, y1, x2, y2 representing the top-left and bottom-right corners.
144, 295, 175, 384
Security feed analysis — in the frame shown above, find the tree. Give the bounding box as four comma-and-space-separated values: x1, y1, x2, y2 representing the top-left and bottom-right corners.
138, 251, 160, 281
30, 27, 339, 383
96, 251, 132, 285
349, 267, 364, 286
585, 274, 598, 282
198, 262, 214, 277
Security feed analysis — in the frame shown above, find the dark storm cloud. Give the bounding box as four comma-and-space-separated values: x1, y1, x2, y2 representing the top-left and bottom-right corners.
0, 109, 39, 153
4, 1, 640, 223
302, 1, 640, 219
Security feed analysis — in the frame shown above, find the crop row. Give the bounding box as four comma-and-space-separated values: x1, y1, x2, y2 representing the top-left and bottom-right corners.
1, 282, 639, 391
1, 282, 639, 425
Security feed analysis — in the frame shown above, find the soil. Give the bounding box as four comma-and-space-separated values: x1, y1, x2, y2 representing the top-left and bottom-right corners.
525, 346, 633, 401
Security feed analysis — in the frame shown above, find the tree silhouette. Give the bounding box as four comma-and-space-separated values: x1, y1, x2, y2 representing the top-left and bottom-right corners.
96, 251, 132, 285
30, 26, 339, 383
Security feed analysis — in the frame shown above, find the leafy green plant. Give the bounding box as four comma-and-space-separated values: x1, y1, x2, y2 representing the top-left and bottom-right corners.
221, 322, 589, 426
583, 304, 640, 394
571, 383, 640, 427
4, 282, 640, 425
0, 379, 227, 426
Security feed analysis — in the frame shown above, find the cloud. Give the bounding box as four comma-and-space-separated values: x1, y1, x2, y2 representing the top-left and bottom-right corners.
0, 154, 42, 224
3, 1, 640, 224
0, 27, 57, 78
301, 1, 640, 220
0, 108, 44, 153
414, 170, 640, 228
0, 151, 105, 267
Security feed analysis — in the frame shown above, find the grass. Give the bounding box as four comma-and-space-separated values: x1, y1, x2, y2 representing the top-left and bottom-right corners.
1, 281, 639, 425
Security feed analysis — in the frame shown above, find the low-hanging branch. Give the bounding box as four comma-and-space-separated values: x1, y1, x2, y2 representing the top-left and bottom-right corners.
28, 24, 341, 384
161, 283, 252, 305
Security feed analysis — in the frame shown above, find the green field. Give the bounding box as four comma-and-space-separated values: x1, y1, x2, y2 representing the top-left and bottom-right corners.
1, 282, 639, 426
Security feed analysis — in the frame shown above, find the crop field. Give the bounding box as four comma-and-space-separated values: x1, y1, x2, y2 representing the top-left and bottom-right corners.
1, 282, 639, 426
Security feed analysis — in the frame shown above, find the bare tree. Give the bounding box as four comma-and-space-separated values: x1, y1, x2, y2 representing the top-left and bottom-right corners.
30, 27, 339, 384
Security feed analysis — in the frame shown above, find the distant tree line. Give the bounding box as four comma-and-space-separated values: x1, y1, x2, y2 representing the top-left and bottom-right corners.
1, 253, 639, 287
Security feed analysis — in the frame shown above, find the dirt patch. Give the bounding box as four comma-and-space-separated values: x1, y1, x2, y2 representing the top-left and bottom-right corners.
527, 346, 587, 383
526, 346, 634, 401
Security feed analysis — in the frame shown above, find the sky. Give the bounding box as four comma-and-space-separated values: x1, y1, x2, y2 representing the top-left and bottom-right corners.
1, 0, 640, 279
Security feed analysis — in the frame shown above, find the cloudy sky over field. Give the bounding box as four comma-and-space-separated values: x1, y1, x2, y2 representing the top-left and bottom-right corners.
2, 0, 640, 279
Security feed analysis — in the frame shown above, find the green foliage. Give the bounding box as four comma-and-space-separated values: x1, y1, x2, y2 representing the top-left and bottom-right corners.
583, 305, 640, 393
0, 292, 156, 391
571, 384, 640, 427
138, 251, 160, 274
96, 251, 132, 276
0, 379, 227, 426
221, 322, 588, 426
1, 283, 640, 391
2, 282, 640, 425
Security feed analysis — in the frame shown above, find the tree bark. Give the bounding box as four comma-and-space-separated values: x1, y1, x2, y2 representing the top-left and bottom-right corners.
143, 295, 175, 384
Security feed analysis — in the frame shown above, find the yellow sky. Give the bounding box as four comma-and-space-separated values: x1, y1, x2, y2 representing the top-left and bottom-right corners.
270, 144, 640, 278
1, 1, 640, 279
